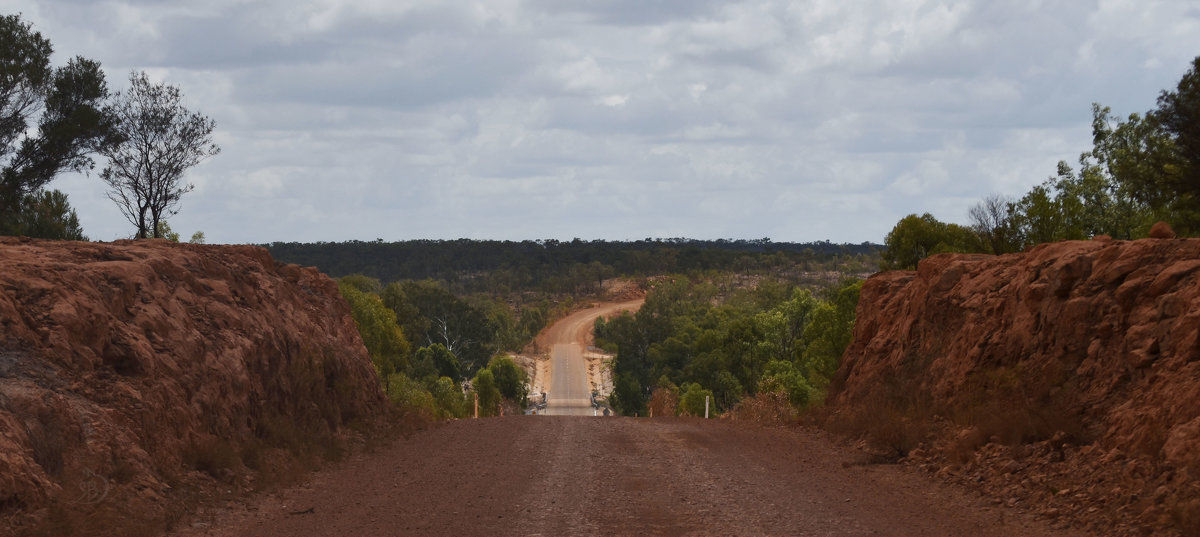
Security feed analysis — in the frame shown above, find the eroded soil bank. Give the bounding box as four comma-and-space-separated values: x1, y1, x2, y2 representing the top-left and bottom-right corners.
828, 235, 1200, 536
0, 238, 387, 536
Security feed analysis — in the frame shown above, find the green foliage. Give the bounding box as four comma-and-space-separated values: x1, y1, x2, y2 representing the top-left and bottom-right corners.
265, 239, 883, 297
989, 107, 1165, 246
882, 213, 983, 270
598, 276, 862, 416
384, 372, 468, 419
155, 220, 180, 242
411, 344, 462, 384
338, 280, 410, 387
486, 355, 529, 407
759, 360, 813, 409
954, 55, 1200, 247
0, 14, 118, 235
753, 289, 818, 364
472, 369, 502, 417
5, 189, 86, 240
1151, 56, 1200, 221
427, 376, 469, 419
387, 279, 498, 376
611, 372, 645, 417
385, 373, 435, 416
189, 231, 206, 244
800, 279, 862, 387
678, 383, 715, 417
341, 273, 383, 294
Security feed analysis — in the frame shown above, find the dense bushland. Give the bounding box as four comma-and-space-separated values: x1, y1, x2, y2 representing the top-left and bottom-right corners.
596, 276, 861, 417
328, 239, 880, 420
268, 238, 881, 296
337, 275, 541, 418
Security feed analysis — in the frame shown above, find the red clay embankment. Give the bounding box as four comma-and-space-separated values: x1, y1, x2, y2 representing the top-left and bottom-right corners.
828, 234, 1200, 536
0, 238, 386, 536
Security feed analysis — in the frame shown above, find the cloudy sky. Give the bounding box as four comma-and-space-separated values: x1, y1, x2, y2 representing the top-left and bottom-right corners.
6, 1, 1200, 244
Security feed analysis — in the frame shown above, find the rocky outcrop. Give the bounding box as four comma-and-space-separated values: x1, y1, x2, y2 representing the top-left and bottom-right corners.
0, 238, 386, 535
829, 235, 1200, 536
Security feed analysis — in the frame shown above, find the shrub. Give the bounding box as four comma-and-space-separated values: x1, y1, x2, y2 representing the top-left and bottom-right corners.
486, 355, 529, 407
759, 360, 813, 409
730, 391, 796, 425
427, 376, 469, 419
648, 376, 680, 417
678, 383, 714, 417
386, 373, 436, 417
472, 369, 502, 417
610, 372, 645, 416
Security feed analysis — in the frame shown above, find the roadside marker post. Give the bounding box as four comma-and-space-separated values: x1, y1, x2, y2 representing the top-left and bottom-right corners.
705, 395, 710, 419
474, 393, 479, 418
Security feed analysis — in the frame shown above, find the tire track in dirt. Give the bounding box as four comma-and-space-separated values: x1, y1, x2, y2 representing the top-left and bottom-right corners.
173, 418, 1090, 537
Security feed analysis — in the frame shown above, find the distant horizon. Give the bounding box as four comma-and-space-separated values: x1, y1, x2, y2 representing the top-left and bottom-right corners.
252, 236, 884, 246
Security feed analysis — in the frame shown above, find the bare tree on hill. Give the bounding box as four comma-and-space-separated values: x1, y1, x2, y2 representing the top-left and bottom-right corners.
102, 71, 218, 239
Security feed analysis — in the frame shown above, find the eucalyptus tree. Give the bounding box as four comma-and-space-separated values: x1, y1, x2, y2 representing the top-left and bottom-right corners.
0, 13, 117, 236
102, 71, 218, 239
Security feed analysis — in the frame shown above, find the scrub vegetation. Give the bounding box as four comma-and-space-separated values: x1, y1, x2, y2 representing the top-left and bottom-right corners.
884, 56, 1200, 269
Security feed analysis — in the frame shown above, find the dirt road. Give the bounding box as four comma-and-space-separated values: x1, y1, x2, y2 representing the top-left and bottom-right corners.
175, 418, 1084, 537
172, 301, 1086, 537
539, 300, 642, 416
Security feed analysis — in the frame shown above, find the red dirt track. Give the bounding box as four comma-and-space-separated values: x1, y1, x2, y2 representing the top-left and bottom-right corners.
173, 302, 1087, 537
175, 417, 1084, 537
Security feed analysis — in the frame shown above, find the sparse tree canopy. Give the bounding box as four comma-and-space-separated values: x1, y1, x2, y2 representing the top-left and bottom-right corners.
0, 14, 117, 235
969, 195, 1022, 255
102, 71, 218, 239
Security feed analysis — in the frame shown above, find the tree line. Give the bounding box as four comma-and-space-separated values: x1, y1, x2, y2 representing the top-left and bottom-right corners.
266, 238, 882, 296
883, 55, 1200, 269
0, 13, 217, 241
595, 275, 861, 417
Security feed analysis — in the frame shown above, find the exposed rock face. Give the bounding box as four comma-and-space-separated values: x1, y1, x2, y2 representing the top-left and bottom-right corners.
829, 237, 1200, 535
0, 238, 385, 533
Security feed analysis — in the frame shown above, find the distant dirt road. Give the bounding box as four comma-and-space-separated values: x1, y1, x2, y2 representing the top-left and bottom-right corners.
539, 300, 642, 416
174, 418, 1084, 537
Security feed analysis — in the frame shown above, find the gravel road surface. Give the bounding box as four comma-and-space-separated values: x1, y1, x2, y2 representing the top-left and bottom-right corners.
174, 417, 1086, 537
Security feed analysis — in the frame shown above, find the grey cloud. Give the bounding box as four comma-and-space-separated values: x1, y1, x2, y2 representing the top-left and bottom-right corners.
154, 12, 335, 69
12, 0, 1200, 244
231, 35, 538, 109
524, 0, 724, 26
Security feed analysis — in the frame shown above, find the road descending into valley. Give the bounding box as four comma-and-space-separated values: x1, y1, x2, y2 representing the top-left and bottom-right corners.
174, 302, 1085, 537
539, 300, 643, 415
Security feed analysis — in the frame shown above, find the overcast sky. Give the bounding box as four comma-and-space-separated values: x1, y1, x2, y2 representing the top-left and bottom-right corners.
6, 1, 1200, 244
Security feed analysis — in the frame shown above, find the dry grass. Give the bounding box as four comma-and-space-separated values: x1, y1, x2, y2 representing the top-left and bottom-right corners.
648, 387, 678, 417
727, 392, 796, 426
